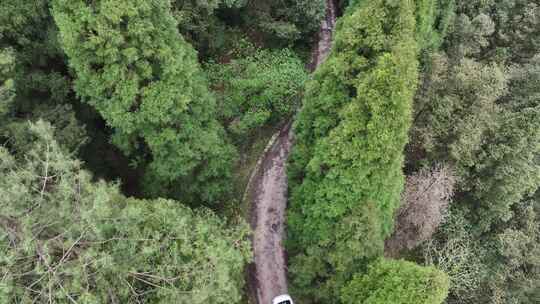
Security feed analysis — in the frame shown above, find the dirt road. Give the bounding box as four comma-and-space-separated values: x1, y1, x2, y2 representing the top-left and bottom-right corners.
310, 0, 338, 71
246, 1, 338, 303
246, 124, 293, 304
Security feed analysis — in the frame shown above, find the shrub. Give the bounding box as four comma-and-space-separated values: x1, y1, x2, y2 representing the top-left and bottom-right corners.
341, 258, 450, 304
207, 47, 308, 138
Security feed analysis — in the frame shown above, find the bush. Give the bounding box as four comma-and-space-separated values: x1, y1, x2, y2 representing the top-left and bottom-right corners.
207, 47, 308, 138
341, 258, 450, 304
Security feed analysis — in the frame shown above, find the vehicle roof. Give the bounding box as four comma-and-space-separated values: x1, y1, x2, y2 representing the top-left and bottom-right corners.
272, 294, 293, 304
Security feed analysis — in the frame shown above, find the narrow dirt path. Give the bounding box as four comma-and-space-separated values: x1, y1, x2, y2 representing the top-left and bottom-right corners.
246, 123, 293, 304
309, 0, 338, 71
246, 1, 337, 303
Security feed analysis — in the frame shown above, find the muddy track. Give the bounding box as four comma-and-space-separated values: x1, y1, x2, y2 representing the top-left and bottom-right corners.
309, 0, 338, 71
246, 1, 337, 303
245, 123, 293, 304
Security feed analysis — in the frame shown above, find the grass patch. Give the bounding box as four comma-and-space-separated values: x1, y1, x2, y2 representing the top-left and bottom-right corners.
222, 124, 282, 221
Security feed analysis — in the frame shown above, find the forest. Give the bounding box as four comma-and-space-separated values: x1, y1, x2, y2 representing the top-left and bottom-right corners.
0, 0, 538, 303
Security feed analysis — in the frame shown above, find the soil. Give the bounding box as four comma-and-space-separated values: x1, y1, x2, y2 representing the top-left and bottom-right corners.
247, 123, 293, 304
246, 1, 338, 303
309, 0, 338, 72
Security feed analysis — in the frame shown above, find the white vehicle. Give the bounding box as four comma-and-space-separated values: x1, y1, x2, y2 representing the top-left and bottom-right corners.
272, 294, 294, 304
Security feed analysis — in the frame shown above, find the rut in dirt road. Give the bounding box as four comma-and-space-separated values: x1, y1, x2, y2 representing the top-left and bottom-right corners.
246, 1, 338, 303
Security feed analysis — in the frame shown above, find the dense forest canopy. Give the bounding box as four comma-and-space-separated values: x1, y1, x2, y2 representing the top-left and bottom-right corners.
287, 0, 421, 301
52, 0, 237, 204
0, 121, 251, 303
0, 0, 538, 303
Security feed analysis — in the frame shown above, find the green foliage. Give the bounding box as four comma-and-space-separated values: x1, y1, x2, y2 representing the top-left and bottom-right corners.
412, 9, 540, 233
3, 0, 537, 303
410, 1, 540, 302
207, 47, 308, 138
491, 197, 540, 304
423, 210, 487, 303
245, 0, 326, 44
287, 0, 419, 301
52, 0, 237, 204
341, 258, 450, 304
424, 197, 540, 304
0, 0, 71, 106
0, 48, 15, 118
0, 0, 49, 45
172, 0, 247, 56
412, 54, 507, 175
291, 0, 328, 33
288, 203, 385, 301
173, 0, 326, 56
0, 121, 251, 303
454, 0, 540, 63
416, 0, 456, 56
0, 0, 87, 153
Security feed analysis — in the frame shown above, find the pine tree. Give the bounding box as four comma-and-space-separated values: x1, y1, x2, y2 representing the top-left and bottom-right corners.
0, 121, 251, 303
52, 0, 236, 204
0, 1, 87, 153
412, 3, 540, 233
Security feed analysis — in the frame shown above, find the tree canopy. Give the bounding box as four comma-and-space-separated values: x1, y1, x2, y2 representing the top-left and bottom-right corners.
0, 121, 251, 303
287, 0, 419, 301
408, 0, 540, 303
52, 0, 236, 204
1, 0, 537, 303
341, 258, 450, 304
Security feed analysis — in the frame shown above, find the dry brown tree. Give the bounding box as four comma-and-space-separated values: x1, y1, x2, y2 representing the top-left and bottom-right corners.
385, 164, 456, 257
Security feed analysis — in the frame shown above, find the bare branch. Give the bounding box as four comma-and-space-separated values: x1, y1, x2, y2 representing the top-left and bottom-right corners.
386, 164, 456, 257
